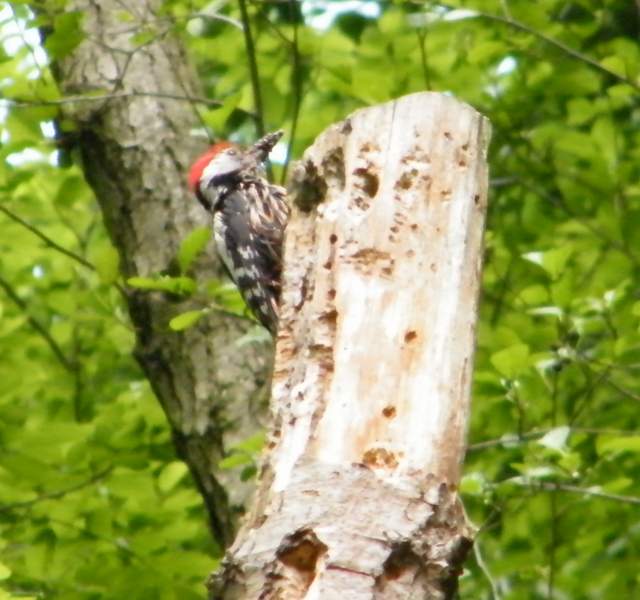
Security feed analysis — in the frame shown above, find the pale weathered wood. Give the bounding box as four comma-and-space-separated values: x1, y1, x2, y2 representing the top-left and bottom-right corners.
210, 92, 491, 599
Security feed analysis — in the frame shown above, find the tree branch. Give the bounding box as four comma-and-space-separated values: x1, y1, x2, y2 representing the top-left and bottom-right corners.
280, 1, 303, 183
416, 28, 431, 91
469, 426, 640, 452
238, 0, 265, 136
469, 9, 640, 90
0, 275, 76, 372
0, 204, 95, 271
536, 482, 640, 505
2, 90, 223, 109
49, 0, 271, 548
0, 466, 113, 513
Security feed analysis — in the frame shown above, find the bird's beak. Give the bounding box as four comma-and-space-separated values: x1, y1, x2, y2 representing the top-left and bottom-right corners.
248, 130, 284, 163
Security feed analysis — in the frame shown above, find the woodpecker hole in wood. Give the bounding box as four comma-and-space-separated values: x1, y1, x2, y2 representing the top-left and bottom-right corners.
362, 448, 399, 469
322, 147, 346, 189
382, 406, 397, 418
276, 528, 328, 589
404, 330, 418, 343
354, 167, 379, 198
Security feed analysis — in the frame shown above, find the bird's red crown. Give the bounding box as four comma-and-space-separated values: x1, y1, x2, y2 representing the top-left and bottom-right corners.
188, 141, 234, 192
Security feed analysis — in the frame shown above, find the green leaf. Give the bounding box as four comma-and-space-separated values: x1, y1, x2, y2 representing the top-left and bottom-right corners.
45, 12, 85, 59
157, 461, 188, 493
508, 466, 558, 480
235, 432, 265, 454
0, 562, 11, 581
490, 344, 530, 378
169, 310, 204, 331
54, 175, 89, 207
218, 451, 252, 470
131, 28, 157, 47
591, 116, 617, 172
127, 276, 196, 296
522, 247, 573, 280
596, 436, 640, 456
178, 227, 210, 273
92, 244, 120, 284
460, 472, 485, 495
115, 10, 136, 22
600, 54, 627, 78
219, 432, 264, 470
240, 464, 257, 481
566, 97, 598, 126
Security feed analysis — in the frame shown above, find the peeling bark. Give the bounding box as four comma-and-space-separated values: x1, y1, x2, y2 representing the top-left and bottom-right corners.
49, 0, 268, 546
211, 92, 491, 598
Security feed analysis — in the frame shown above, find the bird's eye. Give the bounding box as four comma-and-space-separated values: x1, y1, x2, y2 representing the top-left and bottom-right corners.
228, 149, 237, 156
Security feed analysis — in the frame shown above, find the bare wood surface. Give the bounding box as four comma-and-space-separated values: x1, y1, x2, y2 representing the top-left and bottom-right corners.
211, 92, 491, 598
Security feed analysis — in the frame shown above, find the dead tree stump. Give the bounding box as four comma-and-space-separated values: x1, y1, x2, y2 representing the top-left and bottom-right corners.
210, 91, 491, 599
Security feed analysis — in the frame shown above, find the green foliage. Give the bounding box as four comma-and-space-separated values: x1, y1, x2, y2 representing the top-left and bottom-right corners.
218, 432, 265, 482
0, 7, 218, 594
0, 161, 217, 599
127, 275, 197, 296
44, 12, 84, 59
2, 0, 640, 598
177, 226, 211, 274
169, 309, 205, 331
127, 226, 253, 330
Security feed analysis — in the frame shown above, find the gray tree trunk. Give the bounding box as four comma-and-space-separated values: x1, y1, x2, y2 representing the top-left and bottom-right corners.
211, 93, 491, 599
49, 0, 267, 546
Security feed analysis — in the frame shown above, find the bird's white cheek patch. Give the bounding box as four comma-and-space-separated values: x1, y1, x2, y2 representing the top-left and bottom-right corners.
202, 153, 241, 181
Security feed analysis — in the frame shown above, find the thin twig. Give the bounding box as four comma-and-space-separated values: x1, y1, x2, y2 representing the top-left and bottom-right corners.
238, 0, 265, 137
499, 0, 512, 20
0, 466, 113, 513
281, 1, 303, 184
469, 426, 640, 452
0, 204, 95, 270
416, 29, 431, 91
568, 361, 612, 425
153, 30, 214, 141
515, 175, 640, 267
604, 376, 640, 403
470, 10, 639, 90
490, 176, 519, 188
0, 275, 75, 372
189, 11, 243, 29
3, 90, 223, 109
537, 482, 640, 505
548, 485, 558, 599
1, 205, 125, 296
489, 255, 513, 326
474, 542, 501, 600
109, 11, 243, 35
468, 430, 547, 451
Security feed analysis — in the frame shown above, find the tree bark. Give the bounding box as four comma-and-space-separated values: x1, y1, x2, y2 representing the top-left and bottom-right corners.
49, 0, 268, 546
211, 92, 491, 599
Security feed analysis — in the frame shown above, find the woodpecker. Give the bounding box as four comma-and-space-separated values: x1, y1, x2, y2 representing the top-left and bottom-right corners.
188, 131, 289, 335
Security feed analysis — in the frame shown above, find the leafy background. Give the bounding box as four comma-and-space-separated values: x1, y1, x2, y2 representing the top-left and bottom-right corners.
1, 0, 639, 598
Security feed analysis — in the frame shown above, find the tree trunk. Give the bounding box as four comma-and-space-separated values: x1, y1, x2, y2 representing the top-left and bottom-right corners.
210, 92, 491, 599
49, 0, 268, 546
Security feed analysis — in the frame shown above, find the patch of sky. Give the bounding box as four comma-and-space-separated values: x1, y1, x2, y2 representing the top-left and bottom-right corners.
301, 0, 381, 30
0, 4, 48, 75
496, 56, 517, 76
